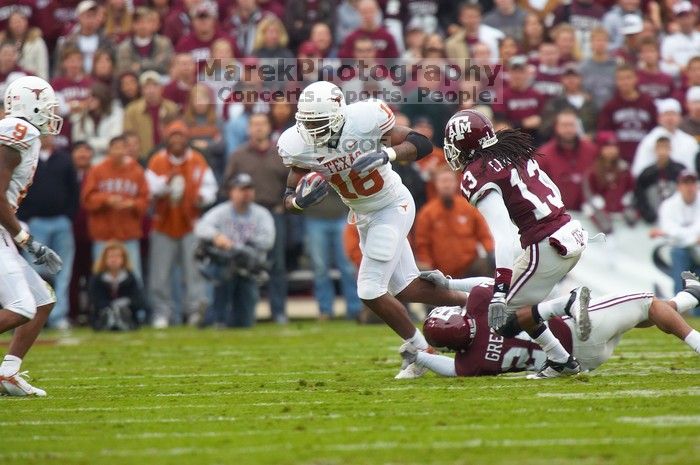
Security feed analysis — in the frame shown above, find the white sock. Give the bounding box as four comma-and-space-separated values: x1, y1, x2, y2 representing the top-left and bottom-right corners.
416, 351, 457, 377
533, 327, 570, 363
407, 329, 429, 350
535, 294, 574, 321
0, 355, 22, 376
449, 277, 493, 292
684, 330, 700, 354
670, 291, 699, 315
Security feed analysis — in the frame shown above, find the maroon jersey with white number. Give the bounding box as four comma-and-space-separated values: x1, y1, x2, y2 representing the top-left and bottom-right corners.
455, 283, 573, 376
460, 157, 571, 248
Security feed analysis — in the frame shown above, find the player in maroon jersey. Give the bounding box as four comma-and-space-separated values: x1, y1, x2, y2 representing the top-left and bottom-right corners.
404, 272, 700, 377
442, 109, 591, 378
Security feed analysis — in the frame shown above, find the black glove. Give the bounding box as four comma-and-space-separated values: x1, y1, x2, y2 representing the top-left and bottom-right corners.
291, 179, 330, 210
351, 149, 392, 175
23, 235, 63, 274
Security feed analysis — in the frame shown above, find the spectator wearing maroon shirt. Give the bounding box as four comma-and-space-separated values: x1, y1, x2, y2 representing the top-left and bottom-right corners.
177, 1, 233, 63
163, 53, 196, 110
550, 0, 605, 58
284, 0, 337, 51
162, 0, 197, 47
116, 6, 174, 76
0, 42, 28, 98
538, 110, 599, 211
494, 56, 546, 140
675, 57, 700, 109
580, 27, 618, 108
445, 3, 503, 61
680, 87, 700, 144
522, 13, 545, 58
299, 22, 338, 59
223, 0, 265, 57
540, 63, 598, 140
636, 38, 675, 100
582, 131, 636, 233
532, 42, 563, 99
597, 64, 657, 163
55, 0, 114, 74
338, 0, 399, 59
550, 23, 580, 65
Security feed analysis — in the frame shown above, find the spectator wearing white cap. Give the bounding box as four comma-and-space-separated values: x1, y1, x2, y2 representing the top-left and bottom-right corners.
661, 1, 700, 75
602, 0, 642, 51
55, 0, 114, 75
632, 98, 699, 177
614, 14, 643, 65
680, 87, 700, 145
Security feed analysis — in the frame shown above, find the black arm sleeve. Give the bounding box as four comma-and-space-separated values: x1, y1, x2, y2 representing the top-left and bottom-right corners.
404, 131, 434, 160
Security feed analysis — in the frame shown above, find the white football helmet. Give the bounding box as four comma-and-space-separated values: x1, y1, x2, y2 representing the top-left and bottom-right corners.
295, 81, 346, 146
4, 75, 63, 135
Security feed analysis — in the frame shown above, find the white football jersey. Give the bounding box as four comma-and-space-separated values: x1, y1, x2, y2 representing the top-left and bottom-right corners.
278, 99, 403, 214
0, 116, 41, 210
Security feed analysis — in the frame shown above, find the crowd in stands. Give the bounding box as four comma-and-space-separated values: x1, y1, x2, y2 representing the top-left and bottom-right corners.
4, 0, 700, 328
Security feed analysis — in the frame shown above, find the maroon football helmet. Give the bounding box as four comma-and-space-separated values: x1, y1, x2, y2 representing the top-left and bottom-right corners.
443, 109, 498, 171
423, 306, 476, 352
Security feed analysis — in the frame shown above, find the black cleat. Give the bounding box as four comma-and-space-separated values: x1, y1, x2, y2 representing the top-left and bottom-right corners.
527, 355, 581, 379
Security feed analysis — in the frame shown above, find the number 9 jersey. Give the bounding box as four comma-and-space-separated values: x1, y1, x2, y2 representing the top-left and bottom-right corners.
0, 116, 41, 211
277, 99, 401, 214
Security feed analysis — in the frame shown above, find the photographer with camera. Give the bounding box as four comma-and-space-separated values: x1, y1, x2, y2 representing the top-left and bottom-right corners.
195, 173, 275, 328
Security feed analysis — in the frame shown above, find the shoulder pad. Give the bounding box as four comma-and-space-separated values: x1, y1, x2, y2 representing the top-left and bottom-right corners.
0, 117, 40, 151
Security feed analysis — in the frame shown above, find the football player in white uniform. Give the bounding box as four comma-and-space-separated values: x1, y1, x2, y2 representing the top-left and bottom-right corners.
0, 76, 64, 396
278, 81, 467, 378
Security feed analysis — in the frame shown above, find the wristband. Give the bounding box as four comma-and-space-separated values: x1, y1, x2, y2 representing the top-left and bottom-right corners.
13, 229, 30, 246
494, 267, 512, 294
385, 147, 397, 161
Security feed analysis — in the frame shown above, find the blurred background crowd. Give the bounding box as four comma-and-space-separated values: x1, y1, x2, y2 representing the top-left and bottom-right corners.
3, 0, 700, 330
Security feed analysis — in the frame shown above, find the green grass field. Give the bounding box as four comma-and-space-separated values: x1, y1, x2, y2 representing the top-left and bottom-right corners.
1, 320, 699, 465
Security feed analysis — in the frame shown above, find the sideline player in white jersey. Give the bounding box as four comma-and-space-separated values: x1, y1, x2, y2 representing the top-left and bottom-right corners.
278, 81, 467, 377
0, 76, 64, 396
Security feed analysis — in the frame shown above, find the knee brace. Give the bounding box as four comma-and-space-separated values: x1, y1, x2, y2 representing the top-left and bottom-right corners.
496, 314, 522, 338
357, 279, 388, 300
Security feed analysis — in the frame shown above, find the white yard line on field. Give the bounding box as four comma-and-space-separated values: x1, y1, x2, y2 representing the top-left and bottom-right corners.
617, 415, 700, 426
537, 387, 700, 399
0, 436, 695, 460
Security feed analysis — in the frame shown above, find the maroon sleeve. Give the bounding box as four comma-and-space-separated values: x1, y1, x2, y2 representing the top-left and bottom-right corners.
597, 100, 613, 131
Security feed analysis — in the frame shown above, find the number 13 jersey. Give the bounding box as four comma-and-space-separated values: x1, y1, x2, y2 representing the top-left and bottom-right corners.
278, 99, 404, 214
0, 116, 41, 211
460, 157, 570, 248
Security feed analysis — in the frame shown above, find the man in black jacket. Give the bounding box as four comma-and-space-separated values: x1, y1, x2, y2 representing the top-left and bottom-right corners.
635, 136, 686, 223
17, 136, 79, 329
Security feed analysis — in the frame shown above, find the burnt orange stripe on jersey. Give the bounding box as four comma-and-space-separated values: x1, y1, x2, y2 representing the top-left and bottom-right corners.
379, 116, 395, 131
0, 135, 29, 149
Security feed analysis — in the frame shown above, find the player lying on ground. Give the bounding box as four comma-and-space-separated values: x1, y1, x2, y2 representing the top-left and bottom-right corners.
278, 81, 466, 378
0, 76, 63, 396
443, 109, 592, 378
401, 271, 700, 377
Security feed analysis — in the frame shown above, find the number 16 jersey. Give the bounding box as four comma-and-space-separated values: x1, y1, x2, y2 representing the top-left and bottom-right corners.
277, 99, 403, 214
0, 116, 41, 211
460, 157, 570, 248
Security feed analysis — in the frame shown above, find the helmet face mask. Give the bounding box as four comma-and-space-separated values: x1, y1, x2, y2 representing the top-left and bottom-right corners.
295, 81, 346, 147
